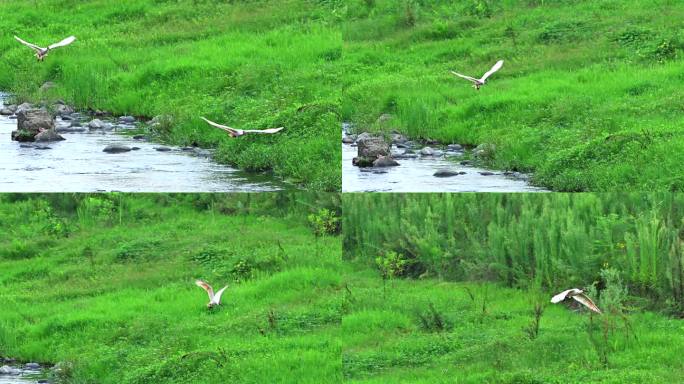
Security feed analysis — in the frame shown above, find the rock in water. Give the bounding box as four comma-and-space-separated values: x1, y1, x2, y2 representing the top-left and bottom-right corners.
88, 119, 105, 130
25, 362, 41, 369
0, 365, 20, 375
473, 143, 496, 160
357, 133, 390, 158
434, 170, 466, 178
119, 116, 136, 124
103, 144, 132, 154
154, 146, 172, 152
35, 129, 66, 142
12, 109, 55, 142
420, 147, 436, 156
373, 156, 400, 167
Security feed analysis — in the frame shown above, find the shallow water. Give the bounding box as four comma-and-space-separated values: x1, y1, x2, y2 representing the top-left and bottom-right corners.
342, 127, 546, 193
0, 366, 39, 384
0, 94, 290, 192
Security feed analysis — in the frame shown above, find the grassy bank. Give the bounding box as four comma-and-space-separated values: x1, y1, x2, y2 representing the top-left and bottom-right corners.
342, 193, 684, 382
0, 194, 342, 383
341, 0, 684, 191
342, 268, 684, 383
0, 0, 341, 191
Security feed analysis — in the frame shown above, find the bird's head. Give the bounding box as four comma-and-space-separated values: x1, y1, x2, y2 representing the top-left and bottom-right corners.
207, 302, 218, 309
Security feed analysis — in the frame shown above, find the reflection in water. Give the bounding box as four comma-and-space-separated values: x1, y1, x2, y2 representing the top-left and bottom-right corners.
342, 127, 546, 193
0, 94, 290, 192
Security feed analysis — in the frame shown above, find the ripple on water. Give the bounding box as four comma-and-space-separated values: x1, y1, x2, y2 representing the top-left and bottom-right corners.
0, 93, 291, 192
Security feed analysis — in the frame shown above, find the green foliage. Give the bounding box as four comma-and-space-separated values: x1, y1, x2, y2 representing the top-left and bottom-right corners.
308, 208, 341, 236
344, 193, 684, 312
0, 193, 341, 383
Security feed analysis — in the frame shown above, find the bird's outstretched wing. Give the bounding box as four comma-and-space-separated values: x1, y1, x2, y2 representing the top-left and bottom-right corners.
14, 36, 44, 51
212, 286, 228, 305
550, 289, 575, 303
450, 71, 478, 83
572, 293, 602, 314
49, 36, 76, 50
242, 127, 285, 135
200, 117, 238, 135
195, 279, 215, 300
479, 60, 504, 82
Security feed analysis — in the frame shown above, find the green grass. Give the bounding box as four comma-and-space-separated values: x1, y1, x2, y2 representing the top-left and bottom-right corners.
0, 194, 342, 383
342, 266, 684, 383
0, 0, 341, 191
341, 0, 684, 191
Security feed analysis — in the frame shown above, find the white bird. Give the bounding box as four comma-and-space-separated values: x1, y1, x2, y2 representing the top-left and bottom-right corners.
14, 35, 76, 61
195, 279, 228, 309
551, 288, 602, 314
200, 117, 284, 138
450, 60, 504, 90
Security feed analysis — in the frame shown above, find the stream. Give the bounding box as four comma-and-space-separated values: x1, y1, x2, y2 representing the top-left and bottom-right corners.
342, 125, 546, 193
0, 365, 41, 384
0, 93, 291, 192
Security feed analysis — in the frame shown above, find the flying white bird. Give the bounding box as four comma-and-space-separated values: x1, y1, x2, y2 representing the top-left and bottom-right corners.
551, 288, 602, 314
200, 117, 284, 138
451, 60, 504, 90
195, 279, 228, 309
14, 36, 76, 61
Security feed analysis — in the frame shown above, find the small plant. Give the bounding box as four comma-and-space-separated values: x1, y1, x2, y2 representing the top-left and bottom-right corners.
401, 0, 417, 27
417, 302, 450, 332
376, 250, 409, 296
523, 301, 545, 340
231, 259, 254, 282
307, 209, 340, 237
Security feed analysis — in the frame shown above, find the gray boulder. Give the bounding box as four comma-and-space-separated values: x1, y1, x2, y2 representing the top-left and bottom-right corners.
119, 116, 136, 124
473, 143, 496, 160
420, 147, 436, 156
0, 105, 16, 115
373, 156, 400, 167
12, 109, 55, 142
103, 144, 132, 153
55, 104, 74, 116
0, 365, 20, 375
434, 170, 466, 178
356, 133, 390, 158
35, 129, 66, 142
88, 119, 105, 130
15, 102, 34, 114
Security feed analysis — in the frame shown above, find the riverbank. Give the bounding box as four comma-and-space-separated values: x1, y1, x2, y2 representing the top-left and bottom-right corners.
0, 0, 340, 191
0, 94, 291, 192
342, 123, 545, 192
0, 194, 341, 383
342, 1, 684, 192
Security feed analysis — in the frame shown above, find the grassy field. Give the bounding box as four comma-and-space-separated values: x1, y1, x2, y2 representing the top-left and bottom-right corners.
342, 193, 684, 382
0, 193, 342, 383
0, 0, 341, 191
341, 0, 684, 191
342, 268, 684, 383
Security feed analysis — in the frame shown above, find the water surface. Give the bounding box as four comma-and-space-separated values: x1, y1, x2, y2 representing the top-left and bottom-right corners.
0, 94, 290, 192
342, 127, 546, 193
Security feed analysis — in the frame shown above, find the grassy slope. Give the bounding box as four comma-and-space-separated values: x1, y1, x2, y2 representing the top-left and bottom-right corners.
342, 0, 684, 191
0, 197, 342, 383
343, 265, 684, 384
0, 0, 341, 191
